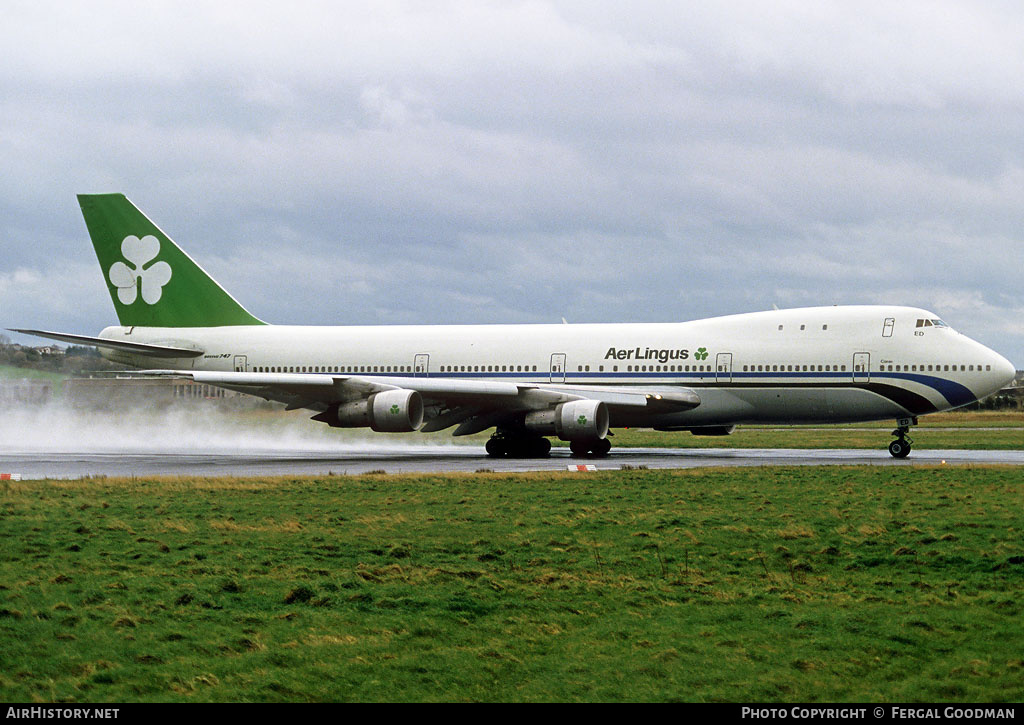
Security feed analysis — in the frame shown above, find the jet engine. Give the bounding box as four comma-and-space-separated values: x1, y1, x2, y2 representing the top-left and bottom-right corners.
331, 389, 424, 432
689, 425, 736, 436
524, 399, 609, 441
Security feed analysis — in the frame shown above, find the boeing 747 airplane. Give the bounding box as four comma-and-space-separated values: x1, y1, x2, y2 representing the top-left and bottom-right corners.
14, 194, 1017, 458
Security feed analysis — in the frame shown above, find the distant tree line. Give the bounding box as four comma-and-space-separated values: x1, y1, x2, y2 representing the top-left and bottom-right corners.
966, 388, 1024, 411
0, 338, 127, 374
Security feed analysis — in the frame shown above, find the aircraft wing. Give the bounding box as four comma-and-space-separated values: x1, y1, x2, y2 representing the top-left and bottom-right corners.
540, 383, 701, 413
125, 369, 701, 431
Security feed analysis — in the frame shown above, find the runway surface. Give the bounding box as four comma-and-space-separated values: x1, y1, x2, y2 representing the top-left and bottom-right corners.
3, 445, 1023, 479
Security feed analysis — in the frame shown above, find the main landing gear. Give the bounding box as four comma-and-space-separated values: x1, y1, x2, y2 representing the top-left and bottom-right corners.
484, 429, 613, 458
485, 430, 552, 458
888, 417, 917, 459
569, 438, 612, 457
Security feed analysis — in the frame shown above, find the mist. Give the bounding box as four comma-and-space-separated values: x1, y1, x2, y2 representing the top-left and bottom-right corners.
0, 400, 463, 456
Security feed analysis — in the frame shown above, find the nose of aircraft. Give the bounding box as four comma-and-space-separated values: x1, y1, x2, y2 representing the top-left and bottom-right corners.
961, 337, 1017, 403
992, 350, 1017, 390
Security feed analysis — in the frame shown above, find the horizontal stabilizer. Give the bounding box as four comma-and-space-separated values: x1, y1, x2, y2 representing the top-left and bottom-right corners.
9, 329, 205, 358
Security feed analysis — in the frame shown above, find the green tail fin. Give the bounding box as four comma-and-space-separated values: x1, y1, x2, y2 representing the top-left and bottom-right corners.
78, 194, 265, 327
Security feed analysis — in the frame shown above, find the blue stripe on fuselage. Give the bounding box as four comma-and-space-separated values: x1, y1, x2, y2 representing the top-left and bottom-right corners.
375, 370, 980, 408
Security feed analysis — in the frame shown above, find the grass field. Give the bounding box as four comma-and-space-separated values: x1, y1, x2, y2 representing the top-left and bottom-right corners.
590, 413, 1024, 450
0, 365, 65, 383
2, 466, 1023, 703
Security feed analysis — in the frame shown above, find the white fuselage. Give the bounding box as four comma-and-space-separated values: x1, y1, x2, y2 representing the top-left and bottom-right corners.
98, 305, 1016, 428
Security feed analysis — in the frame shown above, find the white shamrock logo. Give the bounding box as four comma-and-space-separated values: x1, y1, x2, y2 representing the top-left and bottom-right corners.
108, 235, 172, 305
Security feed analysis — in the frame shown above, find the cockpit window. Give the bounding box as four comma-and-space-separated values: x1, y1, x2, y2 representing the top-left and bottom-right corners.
916, 318, 950, 329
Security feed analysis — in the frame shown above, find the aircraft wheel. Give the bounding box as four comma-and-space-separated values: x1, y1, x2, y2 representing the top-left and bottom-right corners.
569, 440, 590, 457
509, 438, 536, 458
531, 437, 552, 457
485, 438, 506, 458
593, 438, 612, 456
888, 439, 911, 459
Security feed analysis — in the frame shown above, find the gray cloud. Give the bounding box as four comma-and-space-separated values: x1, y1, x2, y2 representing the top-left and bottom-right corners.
2, 1, 1023, 364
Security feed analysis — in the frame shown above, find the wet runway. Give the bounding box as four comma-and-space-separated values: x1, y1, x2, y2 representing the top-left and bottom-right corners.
3, 445, 1023, 479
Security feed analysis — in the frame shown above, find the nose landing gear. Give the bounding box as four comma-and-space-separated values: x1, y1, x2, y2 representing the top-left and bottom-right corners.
888, 417, 917, 458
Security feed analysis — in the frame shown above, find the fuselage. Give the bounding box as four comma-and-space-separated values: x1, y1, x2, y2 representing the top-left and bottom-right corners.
97, 305, 1016, 429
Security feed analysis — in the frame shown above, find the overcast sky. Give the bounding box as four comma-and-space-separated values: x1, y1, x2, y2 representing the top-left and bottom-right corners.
2, 0, 1023, 365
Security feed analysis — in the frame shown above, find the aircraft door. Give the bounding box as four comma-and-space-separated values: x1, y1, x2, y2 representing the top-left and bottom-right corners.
414, 353, 430, 377
716, 353, 733, 383
549, 353, 566, 383
233, 355, 247, 372
853, 352, 870, 383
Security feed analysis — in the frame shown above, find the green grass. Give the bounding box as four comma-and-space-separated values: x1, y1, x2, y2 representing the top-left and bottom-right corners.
592, 420, 1024, 450
0, 364, 65, 382
2, 467, 1023, 702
